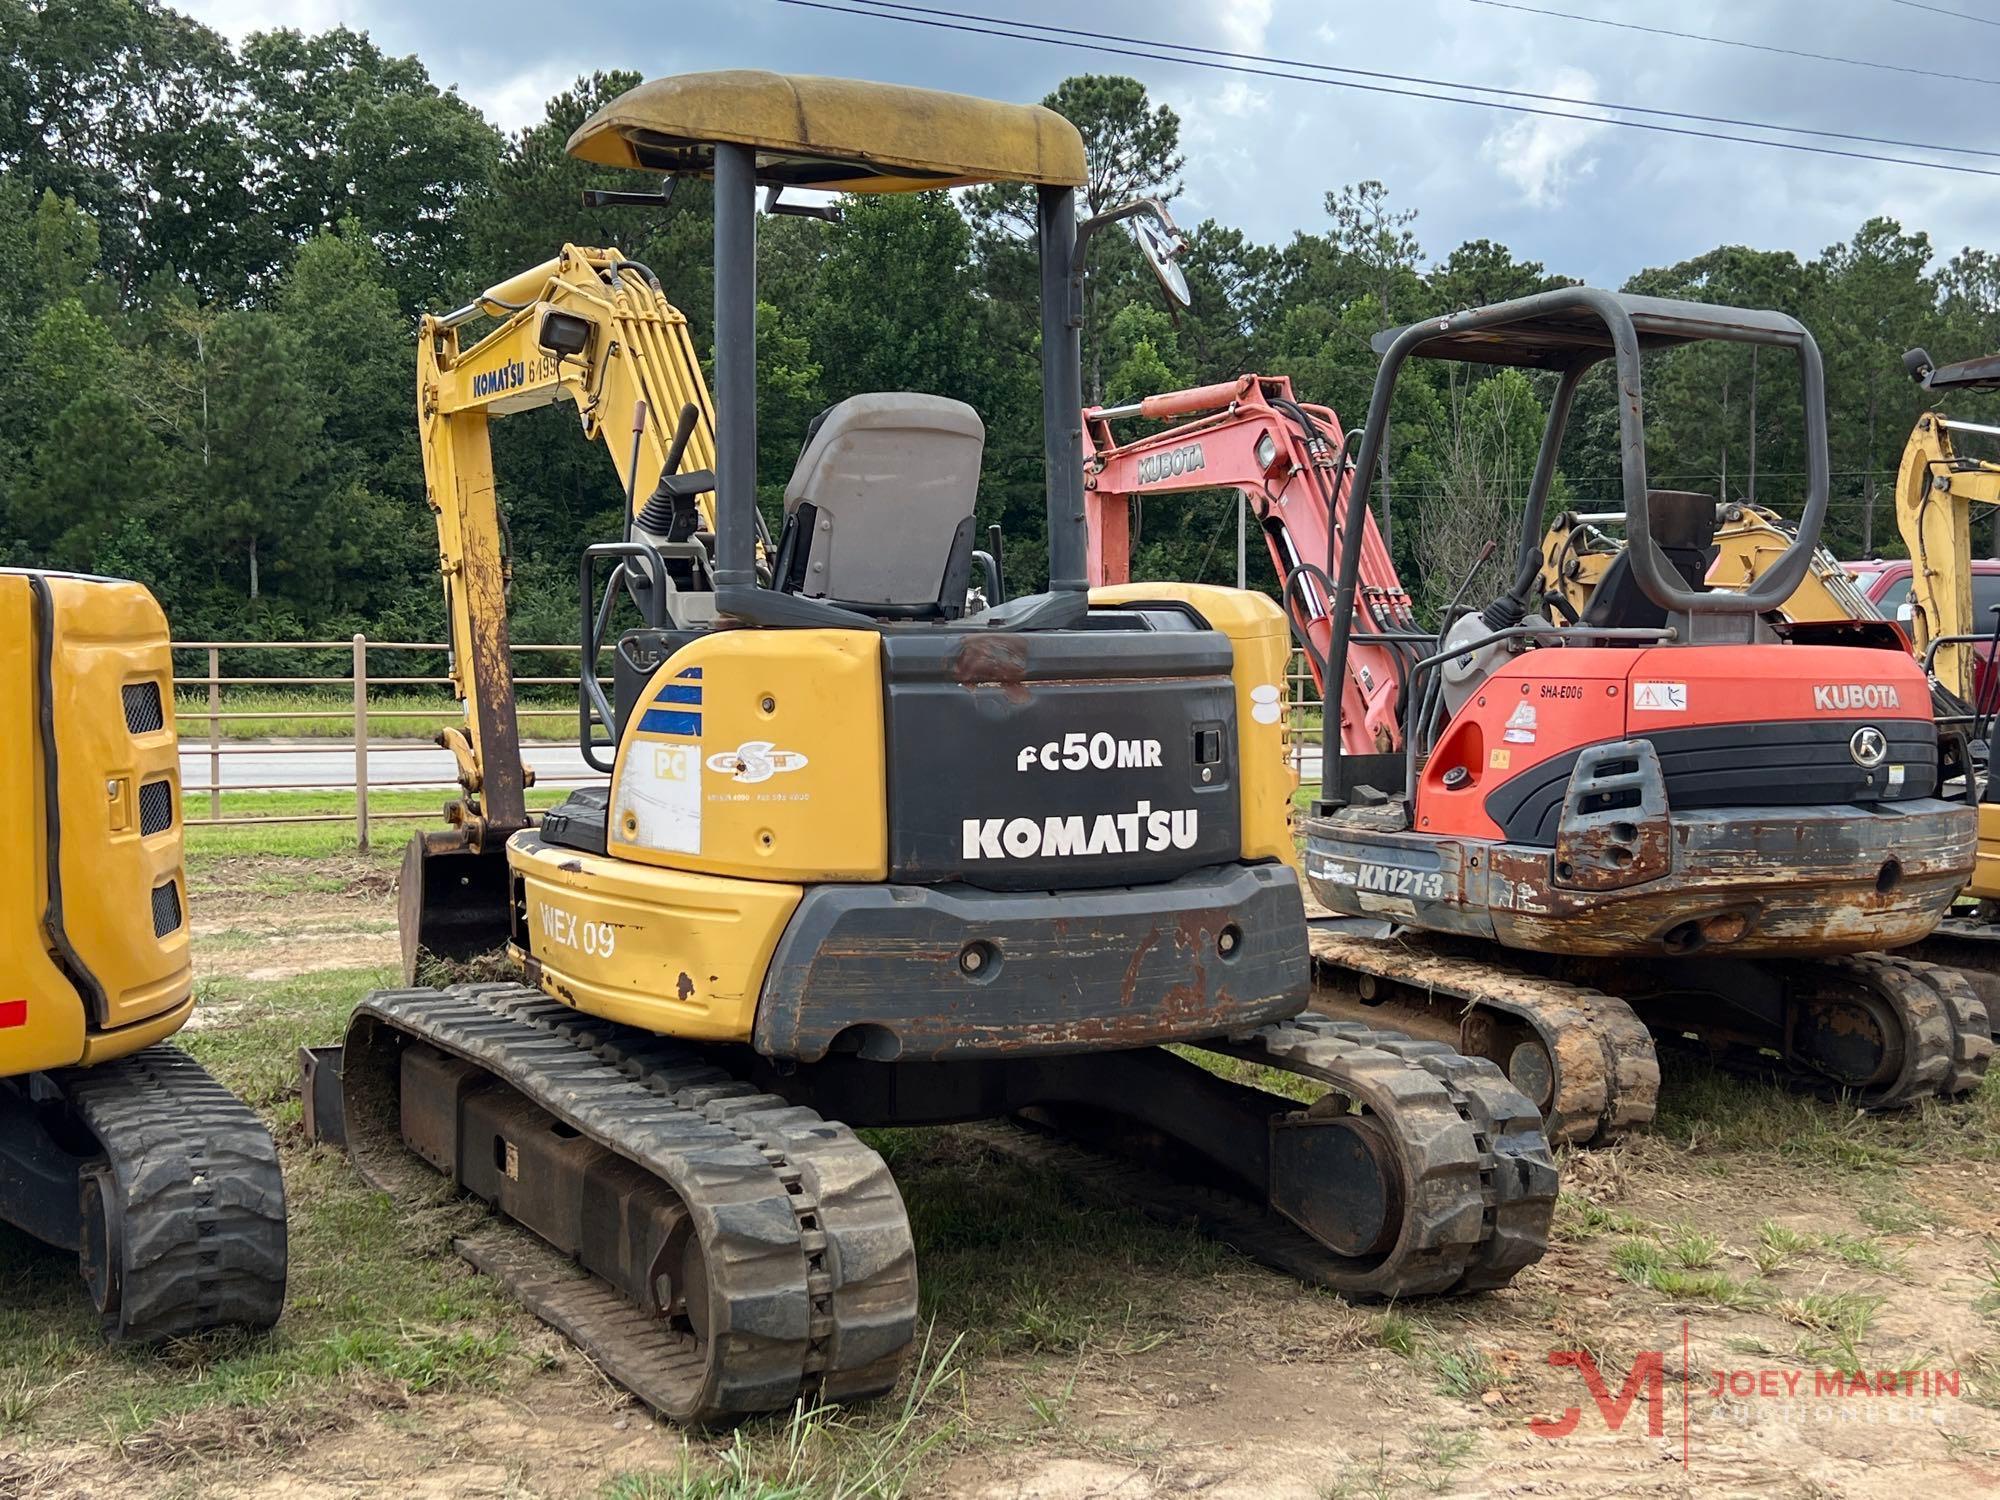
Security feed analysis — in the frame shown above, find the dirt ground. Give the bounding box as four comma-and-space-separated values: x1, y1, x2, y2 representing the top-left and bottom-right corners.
9, 860, 2000, 1500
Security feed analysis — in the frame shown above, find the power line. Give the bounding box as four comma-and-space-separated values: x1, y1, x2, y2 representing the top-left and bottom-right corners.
1467, 0, 1998, 89
851, 0, 2000, 160
1886, 0, 2000, 27
790, 0, 2000, 175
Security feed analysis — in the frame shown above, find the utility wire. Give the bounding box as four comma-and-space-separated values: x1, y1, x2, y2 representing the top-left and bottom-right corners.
797, 0, 2000, 173
853, 0, 2000, 158
1887, 0, 2000, 27
1467, 0, 1998, 89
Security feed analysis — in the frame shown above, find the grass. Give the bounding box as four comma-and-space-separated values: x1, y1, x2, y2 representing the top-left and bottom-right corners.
1321, 1425, 1478, 1500
175, 685, 583, 742
1649, 1051, 2000, 1176
0, 968, 535, 1455
865, 1127, 1235, 1362
600, 1330, 964, 1500
1774, 1291, 1882, 1372
1755, 1222, 1810, 1275
1370, 1311, 1421, 1359
1663, 1223, 1722, 1270
183, 787, 566, 866
1609, 1236, 1758, 1307
1551, 1192, 1650, 1244
1424, 1344, 1505, 1401
2, 930, 1240, 1489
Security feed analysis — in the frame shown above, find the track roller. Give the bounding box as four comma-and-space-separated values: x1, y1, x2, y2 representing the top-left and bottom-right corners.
1308, 929, 1659, 1147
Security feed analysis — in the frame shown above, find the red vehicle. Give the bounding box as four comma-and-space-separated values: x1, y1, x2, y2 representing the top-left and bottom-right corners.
1082, 290, 1989, 1146
1846, 556, 2000, 709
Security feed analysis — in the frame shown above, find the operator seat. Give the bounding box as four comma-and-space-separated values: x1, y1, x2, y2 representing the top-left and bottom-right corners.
772, 393, 983, 619
1578, 490, 1719, 632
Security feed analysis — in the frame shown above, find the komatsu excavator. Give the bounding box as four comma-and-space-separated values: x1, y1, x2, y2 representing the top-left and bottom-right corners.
312, 72, 1558, 1426
0, 571, 286, 1338
1083, 295, 1989, 1146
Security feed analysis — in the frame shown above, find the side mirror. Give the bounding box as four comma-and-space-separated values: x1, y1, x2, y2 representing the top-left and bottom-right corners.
1074, 197, 1192, 310
1126, 202, 1191, 309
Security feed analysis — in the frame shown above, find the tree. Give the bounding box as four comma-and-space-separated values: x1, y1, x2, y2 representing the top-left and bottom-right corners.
199, 311, 321, 603
965, 75, 1186, 400
1408, 367, 1552, 617
237, 27, 499, 309
280, 225, 415, 494
1814, 219, 1940, 555
0, 0, 251, 298
1429, 239, 1561, 314
18, 386, 165, 563
466, 70, 651, 286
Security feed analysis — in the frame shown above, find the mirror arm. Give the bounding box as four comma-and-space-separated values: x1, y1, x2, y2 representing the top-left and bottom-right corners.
1071, 196, 1188, 313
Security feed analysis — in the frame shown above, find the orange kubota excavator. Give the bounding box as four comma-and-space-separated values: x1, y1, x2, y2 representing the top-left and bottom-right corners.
1084, 290, 1990, 1146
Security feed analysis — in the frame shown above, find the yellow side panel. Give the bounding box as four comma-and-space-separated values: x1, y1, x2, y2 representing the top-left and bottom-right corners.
40, 575, 190, 1033
1972, 802, 2000, 903
510, 835, 800, 1042
77, 993, 196, 1066
0, 577, 88, 1074
608, 629, 888, 882
1091, 583, 1298, 868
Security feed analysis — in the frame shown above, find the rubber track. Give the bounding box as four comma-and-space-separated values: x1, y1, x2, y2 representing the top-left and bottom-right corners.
56, 1045, 286, 1340
1800, 956, 1952, 1112
1222, 1015, 1558, 1294
348, 985, 917, 1424
1677, 955, 1960, 1109
1883, 960, 1993, 1096
982, 1015, 1557, 1299
1895, 923, 2000, 1039
1310, 930, 1659, 1147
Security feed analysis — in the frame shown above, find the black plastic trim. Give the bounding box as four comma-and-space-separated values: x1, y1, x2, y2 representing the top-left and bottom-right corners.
1485, 719, 1939, 847
30, 576, 108, 1027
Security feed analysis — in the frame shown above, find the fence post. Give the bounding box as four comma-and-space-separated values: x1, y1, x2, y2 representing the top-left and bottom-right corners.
207, 645, 221, 820
353, 633, 369, 851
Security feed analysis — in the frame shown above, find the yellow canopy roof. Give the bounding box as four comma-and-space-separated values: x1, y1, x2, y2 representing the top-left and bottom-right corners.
567, 70, 1087, 193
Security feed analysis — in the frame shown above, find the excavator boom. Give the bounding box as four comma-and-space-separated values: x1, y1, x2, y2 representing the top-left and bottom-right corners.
407, 246, 720, 972
1082, 375, 1420, 758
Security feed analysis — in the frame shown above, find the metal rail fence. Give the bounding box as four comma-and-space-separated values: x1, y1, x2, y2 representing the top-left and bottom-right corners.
1285, 649, 1323, 788
172, 637, 603, 850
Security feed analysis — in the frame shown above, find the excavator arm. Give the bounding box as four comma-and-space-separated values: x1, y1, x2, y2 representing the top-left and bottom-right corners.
1537, 503, 1878, 627
1894, 362, 2000, 702
1082, 375, 1421, 757
407, 245, 718, 969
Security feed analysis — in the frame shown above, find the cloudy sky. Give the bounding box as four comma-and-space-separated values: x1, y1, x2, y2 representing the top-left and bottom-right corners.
178, 0, 1998, 286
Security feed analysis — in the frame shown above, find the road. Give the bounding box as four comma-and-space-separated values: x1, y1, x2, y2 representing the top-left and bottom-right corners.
179, 738, 597, 792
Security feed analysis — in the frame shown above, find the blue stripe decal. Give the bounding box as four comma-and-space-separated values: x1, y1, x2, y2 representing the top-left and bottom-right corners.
652, 683, 703, 705
676, 667, 703, 680
638, 709, 702, 736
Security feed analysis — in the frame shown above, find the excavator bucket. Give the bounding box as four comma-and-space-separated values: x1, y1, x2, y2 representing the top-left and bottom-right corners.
398, 830, 514, 982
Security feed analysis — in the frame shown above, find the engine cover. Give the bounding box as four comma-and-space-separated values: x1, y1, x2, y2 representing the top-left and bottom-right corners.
880, 627, 1241, 890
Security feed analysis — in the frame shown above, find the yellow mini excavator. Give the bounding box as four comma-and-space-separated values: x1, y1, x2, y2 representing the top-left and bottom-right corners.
1864, 347, 2000, 993
1, 571, 286, 1338
310, 71, 1558, 1425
